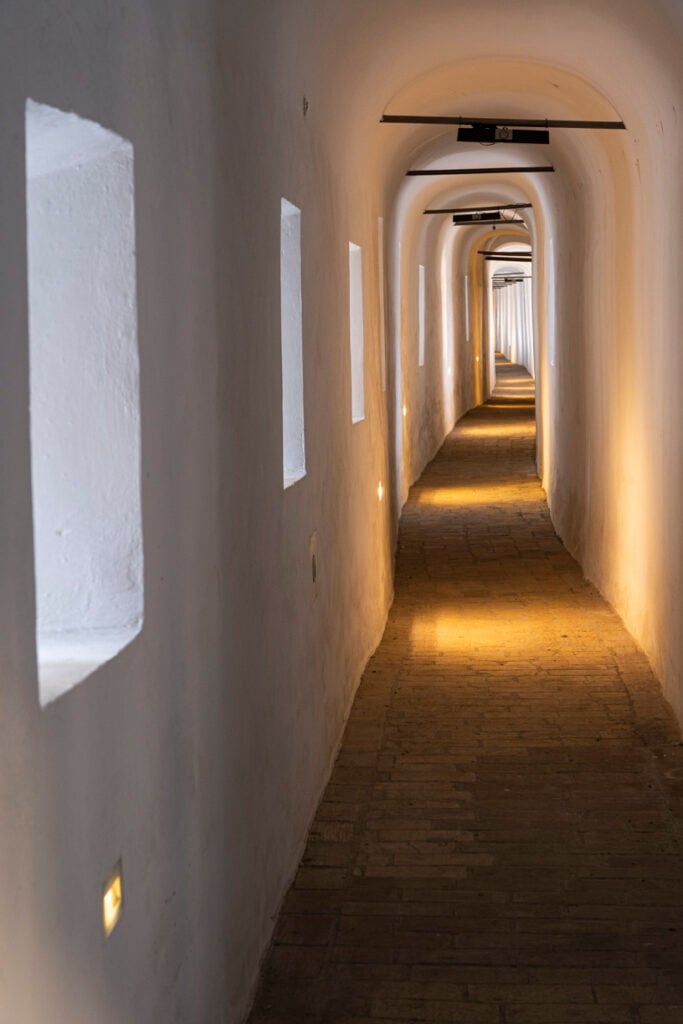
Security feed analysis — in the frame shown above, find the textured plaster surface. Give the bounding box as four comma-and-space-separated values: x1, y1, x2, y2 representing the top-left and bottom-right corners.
2, 2, 683, 1022
26, 102, 142, 701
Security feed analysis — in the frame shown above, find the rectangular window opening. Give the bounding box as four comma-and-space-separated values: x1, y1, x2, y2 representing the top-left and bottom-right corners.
418, 264, 426, 367
465, 273, 471, 343
280, 198, 306, 487
26, 99, 143, 705
548, 238, 556, 368
349, 242, 365, 423
378, 218, 387, 392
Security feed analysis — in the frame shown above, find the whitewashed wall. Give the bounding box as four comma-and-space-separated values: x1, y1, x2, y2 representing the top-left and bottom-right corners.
2, 3, 683, 1023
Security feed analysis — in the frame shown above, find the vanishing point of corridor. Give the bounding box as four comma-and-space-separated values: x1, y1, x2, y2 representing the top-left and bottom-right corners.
250, 357, 683, 1024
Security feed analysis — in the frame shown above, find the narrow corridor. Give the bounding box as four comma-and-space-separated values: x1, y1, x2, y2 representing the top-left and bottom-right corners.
250, 356, 683, 1024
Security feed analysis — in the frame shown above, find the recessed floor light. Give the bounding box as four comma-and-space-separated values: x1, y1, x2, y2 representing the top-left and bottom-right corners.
103, 861, 123, 938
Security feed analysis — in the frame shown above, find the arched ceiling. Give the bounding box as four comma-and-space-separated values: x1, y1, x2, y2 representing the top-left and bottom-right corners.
289, 1, 683, 260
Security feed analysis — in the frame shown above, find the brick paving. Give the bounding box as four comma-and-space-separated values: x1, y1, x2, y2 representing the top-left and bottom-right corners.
249, 356, 683, 1024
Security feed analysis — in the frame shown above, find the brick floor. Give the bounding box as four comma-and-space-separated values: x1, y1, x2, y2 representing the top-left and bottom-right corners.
248, 356, 683, 1024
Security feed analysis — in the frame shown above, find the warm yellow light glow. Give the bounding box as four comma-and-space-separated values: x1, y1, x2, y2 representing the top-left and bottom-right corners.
496, 379, 531, 387
103, 863, 123, 938
417, 480, 539, 507
377, 481, 384, 502
485, 402, 535, 410
402, 404, 407, 418
494, 390, 534, 400
410, 604, 590, 663
476, 356, 480, 363
458, 421, 535, 439
493, 373, 535, 401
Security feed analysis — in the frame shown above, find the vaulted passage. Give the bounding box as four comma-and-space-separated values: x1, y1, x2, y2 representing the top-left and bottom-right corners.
12, 6, 683, 1019
250, 357, 683, 1023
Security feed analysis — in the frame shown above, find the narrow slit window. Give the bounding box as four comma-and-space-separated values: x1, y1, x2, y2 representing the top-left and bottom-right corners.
349, 242, 365, 423
280, 199, 306, 487
378, 218, 387, 392
26, 99, 143, 705
465, 273, 471, 343
418, 264, 426, 367
548, 238, 556, 368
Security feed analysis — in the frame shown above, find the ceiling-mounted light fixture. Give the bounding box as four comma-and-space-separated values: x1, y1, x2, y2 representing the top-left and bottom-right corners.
453, 212, 525, 225
424, 203, 532, 215
458, 124, 549, 145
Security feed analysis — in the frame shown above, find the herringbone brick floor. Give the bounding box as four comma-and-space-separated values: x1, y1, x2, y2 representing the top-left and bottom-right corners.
249, 356, 683, 1024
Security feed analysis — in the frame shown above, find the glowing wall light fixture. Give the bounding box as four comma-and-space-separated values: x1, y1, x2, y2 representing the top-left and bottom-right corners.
378, 481, 384, 502
402, 404, 407, 418
103, 860, 123, 938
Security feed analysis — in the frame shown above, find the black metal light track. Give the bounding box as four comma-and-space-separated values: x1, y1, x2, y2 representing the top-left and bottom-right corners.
407, 166, 554, 176
382, 115, 626, 129
479, 250, 532, 257
484, 255, 533, 262
424, 203, 532, 214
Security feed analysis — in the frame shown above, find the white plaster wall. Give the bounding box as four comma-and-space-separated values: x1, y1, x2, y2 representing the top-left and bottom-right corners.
4, 3, 683, 1023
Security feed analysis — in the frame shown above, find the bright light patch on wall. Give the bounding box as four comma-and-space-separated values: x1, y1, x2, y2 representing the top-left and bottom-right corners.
378, 218, 387, 392
377, 481, 384, 502
103, 861, 123, 938
349, 242, 365, 423
402, 404, 407, 418
280, 198, 306, 487
418, 264, 426, 367
26, 99, 143, 706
